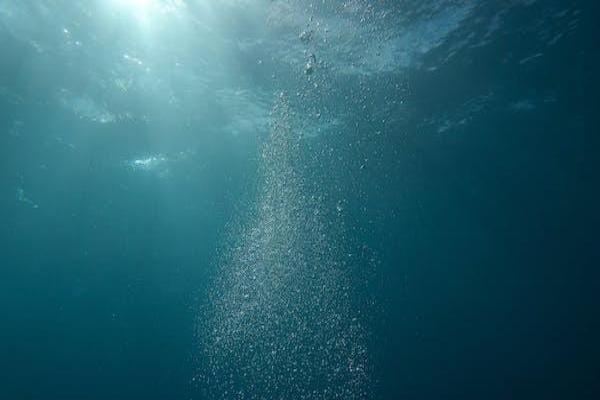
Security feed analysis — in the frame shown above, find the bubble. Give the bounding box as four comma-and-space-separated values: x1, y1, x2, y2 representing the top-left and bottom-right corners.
299, 30, 313, 44
198, 95, 371, 399
16, 187, 39, 209
305, 54, 317, 75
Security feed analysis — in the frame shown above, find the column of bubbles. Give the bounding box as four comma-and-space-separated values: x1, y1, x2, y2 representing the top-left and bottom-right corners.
197, 93, 371, 400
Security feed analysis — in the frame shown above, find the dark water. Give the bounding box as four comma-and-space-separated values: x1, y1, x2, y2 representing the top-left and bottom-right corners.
1, 1, 598, 399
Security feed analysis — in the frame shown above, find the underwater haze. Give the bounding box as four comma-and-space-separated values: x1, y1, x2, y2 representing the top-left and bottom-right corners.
1, 0, 599, 399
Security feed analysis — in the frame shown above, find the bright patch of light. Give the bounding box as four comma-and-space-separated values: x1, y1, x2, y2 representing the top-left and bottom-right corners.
128, 155, 168, 171
111, 0, 158, 23
120, 0, 155, 10
106, 0, 188, 32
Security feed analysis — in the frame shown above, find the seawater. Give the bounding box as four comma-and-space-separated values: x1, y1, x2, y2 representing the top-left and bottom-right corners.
1, 1, 598, 399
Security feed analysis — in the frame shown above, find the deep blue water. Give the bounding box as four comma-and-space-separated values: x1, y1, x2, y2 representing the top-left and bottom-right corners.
1, 1, 598, 399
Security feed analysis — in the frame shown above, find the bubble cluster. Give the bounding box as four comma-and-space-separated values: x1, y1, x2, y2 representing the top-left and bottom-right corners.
197, 95, 371, 399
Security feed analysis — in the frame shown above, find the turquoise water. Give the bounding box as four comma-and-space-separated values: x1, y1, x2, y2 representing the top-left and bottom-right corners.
1, 1, 598, 399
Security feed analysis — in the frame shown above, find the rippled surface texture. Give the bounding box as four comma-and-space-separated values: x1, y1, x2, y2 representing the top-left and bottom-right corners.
1, 1, 598, 399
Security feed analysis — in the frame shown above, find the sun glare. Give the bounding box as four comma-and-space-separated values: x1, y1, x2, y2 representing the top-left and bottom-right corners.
114, 0, 156, 15
110, 0, 159, 28
129, 0, 152, 9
